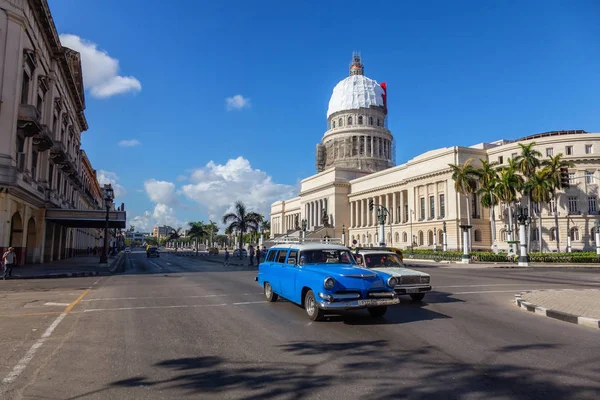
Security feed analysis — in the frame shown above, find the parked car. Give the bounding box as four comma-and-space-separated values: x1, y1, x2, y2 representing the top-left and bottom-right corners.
256, 242, 400, 321
147, 246, 160, 258
233, 248, 248, 258
354, 250, 431, 301
208, 247, 219, 255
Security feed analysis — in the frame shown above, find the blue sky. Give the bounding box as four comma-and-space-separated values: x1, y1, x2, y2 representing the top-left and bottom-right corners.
47, 0, 600, 232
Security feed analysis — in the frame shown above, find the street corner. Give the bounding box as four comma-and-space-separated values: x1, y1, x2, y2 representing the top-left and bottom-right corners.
514, 289, 600, 329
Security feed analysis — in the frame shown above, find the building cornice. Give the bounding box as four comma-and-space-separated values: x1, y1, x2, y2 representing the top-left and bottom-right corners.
299, 181, 350, 197
349, 168, 453, 199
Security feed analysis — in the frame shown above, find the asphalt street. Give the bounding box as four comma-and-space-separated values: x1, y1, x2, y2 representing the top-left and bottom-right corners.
1, 251, 599, 400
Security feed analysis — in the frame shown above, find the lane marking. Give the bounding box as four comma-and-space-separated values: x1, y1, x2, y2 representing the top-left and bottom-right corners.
167, 262, 172, 265
435, 283, 600, 288
83, 303, 228, 313
148, 261, 163, 269
2, 289, 89, 385
448, 289, 555, 295
81, 293, 263, 302
232, 301, 267, 305
44, 302, 71, 307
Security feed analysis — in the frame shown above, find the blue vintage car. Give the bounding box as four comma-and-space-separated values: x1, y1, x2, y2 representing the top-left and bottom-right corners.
256, 242, 400, 321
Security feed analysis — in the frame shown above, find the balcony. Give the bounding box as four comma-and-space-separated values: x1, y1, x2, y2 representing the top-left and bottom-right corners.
17, 104, 43, 137
50, 141, 67, 164
32, 125, 54, 152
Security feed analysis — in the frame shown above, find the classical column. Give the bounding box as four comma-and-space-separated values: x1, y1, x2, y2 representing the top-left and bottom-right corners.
370, 136, 374, 157
350, 201, 355, 228
392, 191, 397, 224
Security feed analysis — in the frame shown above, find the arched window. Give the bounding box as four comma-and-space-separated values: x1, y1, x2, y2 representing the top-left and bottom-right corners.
361, 234, 366, 244
369, 117, 373, 125
348, 116, 353, 125
427, 230, 434, 246
388, 232, 392, 243
339, 118, 343, 127
438, 230, 444, 245
358, 116, 363, 125
332, 120, 335, 128
591, 228, 597, 242
549, 228, 556, 241
377, 119, 380, 126
403, 232, 408, 243
395, 232, 400, 243
474, 229, 482, 242
418, 231, 424, 246
531, 229, 539, 241
570, 227, 579, 241
501, 229, 507, 241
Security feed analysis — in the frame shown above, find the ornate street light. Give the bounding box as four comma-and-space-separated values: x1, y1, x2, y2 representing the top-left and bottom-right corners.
341, 224, 346, 246
99, 184, 114, 264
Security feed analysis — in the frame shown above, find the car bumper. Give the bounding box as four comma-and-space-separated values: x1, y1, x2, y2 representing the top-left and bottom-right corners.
316, 294, 401, 310
394, 285, 431, 294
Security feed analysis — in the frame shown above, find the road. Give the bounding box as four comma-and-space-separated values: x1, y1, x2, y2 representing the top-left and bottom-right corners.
1, 251, 599, 399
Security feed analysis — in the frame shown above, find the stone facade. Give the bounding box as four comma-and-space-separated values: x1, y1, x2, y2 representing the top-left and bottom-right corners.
0, 0, 105, 263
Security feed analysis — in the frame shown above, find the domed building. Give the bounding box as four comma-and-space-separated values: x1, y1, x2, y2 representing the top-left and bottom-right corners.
316, 53, 394, 173
270, 54, 600, 254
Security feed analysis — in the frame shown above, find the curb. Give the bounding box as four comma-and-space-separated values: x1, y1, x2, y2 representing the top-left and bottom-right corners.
514, 291, 600, 329
11, 271, 102, 280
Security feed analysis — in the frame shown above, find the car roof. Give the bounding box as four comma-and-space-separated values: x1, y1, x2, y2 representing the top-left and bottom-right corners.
268, 243, 349, 251
356, 250, 397, 255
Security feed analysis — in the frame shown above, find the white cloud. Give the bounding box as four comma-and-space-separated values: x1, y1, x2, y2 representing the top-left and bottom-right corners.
181, 156, 296, 222
144, 179, 177, 206
96, 169, 126, 198
225, 94, 251, 111
118, 139, 141, 147
176, 175, 188, 182
59, 34, 142, 98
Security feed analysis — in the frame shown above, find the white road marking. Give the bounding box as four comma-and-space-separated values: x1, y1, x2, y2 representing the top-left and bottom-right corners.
2, 311, 67, 384
148, 261, 163, 269
82, 303, 228, 312
449, 289, 554, 295
44, 302, 71, 307
81, 293, 263, 302
232, 301, 267, 305
435, 283, 600, 288
167, 262, 172, 265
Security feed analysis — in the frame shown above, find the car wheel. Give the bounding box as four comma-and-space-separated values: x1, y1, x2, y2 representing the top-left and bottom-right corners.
304, 290, 324, 321
368, 306, 388, 318
264, 282, 278, 302
410, 293, 425, 301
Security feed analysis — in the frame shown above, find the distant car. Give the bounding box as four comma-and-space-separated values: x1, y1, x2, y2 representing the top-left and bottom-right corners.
355, 250, 431, 301
125, 247, 131, 253
257, 242, 400, 321
147, 246, 160, 258
233, 248, 248, 257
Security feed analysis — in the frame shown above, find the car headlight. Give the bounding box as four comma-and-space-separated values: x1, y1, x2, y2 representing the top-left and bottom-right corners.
387, 276, 398, 288
420, 276, 430, 284
324, 277, 335, 290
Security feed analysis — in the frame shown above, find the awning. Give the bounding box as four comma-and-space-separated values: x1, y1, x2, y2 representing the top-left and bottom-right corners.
45, 209, 126, 229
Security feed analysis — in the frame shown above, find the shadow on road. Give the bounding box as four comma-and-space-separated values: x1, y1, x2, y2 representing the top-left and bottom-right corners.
69, 340, 600, 400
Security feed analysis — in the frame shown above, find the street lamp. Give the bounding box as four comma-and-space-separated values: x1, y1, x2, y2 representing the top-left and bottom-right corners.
99, 184, 114, 264
341, 224, 346, 246
301, 219, 307, 240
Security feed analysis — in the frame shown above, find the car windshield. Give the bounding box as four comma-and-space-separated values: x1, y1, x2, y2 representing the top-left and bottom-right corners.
298, 249, 356, 265
363, 253, 404, 268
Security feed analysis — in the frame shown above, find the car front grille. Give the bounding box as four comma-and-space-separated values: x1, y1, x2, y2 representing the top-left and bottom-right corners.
400, 276, 420, 285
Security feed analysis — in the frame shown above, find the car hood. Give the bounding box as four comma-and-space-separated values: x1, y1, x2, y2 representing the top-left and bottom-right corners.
300, 264, 386, 291
369, 266, 429, 277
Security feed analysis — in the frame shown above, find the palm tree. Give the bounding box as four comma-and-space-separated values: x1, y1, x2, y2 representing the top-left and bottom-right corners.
167, 228, 182, 249
449, 158, 479, 251
543, 154, 575, 252
222, 201, 262, 257
477, 159, 499, 252
495, 160, 524, 254
525, 169, 552, 252
514, 142, 542, 250
188, 221, 207, 255
206, 220, 219, 247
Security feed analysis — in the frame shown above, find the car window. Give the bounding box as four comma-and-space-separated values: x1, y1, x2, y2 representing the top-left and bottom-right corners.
287, 250, 298, 264
266, 250, 276, 262
298, 249, 356, 265
363, 253, 403, 268
276, 250, 288, 263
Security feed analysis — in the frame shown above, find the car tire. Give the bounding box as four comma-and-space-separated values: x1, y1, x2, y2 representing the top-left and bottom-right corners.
264, 282, 278, 302
368, 306, 388, 318
410, 293, 425, 301
304, 290, 324, 321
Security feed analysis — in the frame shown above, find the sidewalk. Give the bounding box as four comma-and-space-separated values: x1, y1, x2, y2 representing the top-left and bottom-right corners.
170, 251, 258, 268
515, 289, 600, 329
7, 255, 118, 279
405, 258, 600, 269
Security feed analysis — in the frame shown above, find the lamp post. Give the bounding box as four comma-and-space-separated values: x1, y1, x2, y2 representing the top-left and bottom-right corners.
301, 219, 307, 241
595, 220, 600, 258
433, 227, 437, 251
99, 184, 114, 264
517, 205, 530, 267
341, 224, 346, 247
459, 224, 471, 264
442, 221, 448, 252
409, 209, 414, 254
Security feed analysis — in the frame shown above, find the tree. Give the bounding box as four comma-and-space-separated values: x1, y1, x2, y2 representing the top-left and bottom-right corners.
525, 169, 552, 252
495, 160, 524, 254
477, 159, 499, 253
206, 220, 219, 247
543, 154, 575, 252
145, 236, 158, 246
449, 158, 479, 251
514, 142, 542, 250
166, 228, 182, 249
188, 221, 207, 255
222, 201, 262, 258
129, 225, 135, 232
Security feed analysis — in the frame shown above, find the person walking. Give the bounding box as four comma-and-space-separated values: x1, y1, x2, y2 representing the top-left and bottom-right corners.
224, 248, 230, 266
2, 247, 16, 280
249, 246, 255, 266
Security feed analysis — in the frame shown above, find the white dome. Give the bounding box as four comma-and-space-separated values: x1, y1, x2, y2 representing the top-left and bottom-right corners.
327, 75, 385, 118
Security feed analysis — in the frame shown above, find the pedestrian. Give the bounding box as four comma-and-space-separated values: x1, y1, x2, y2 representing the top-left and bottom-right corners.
224, 248, 230, 266
2, 247, 16, 280
256, 247, 261, 265
249, 245, 255, 266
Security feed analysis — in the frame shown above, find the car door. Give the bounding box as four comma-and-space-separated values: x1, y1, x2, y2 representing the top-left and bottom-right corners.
272, 250, 289, 295
262, 249, 279, 292
280, 249, 299, 299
